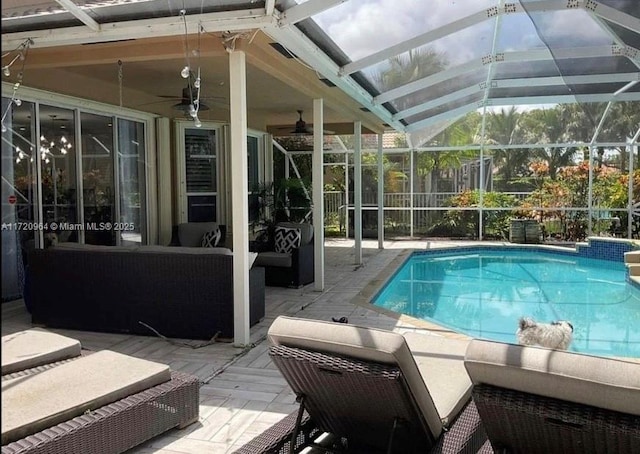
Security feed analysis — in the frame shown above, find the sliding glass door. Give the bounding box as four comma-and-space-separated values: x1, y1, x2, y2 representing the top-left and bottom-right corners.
2, 95, 151, 301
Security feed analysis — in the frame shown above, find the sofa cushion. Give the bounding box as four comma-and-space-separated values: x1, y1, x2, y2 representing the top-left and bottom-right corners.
464, 339, 640, 417
1, 350, 171, 445
137, 245, 232, 255
274, 226, 301, 254
254, 251, 292, 268
178, 221, 219, 247
53, 243, 137, 252
277, 222, 313, 245
201, 227, 222, 247
1, 329, 82, 375
267, 316, 474, 439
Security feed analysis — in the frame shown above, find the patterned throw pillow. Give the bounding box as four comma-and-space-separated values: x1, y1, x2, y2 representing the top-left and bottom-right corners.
274, 226, 301, 254
201, 227, 221, 247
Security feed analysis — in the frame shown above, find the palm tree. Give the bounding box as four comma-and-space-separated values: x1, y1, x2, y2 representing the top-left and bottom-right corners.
372, 47, 449, 112
521, 107, 576, 179
483, 107, 530, 184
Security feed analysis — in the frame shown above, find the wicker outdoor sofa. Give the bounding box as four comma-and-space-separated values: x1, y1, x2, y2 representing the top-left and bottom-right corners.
1, 329, 200, 454
26, 242, 265, 340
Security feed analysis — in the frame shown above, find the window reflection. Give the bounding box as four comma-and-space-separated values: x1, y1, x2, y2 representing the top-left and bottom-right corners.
118, 118, 146, 244
82, 112, 115, 245
40, 105, 77, 243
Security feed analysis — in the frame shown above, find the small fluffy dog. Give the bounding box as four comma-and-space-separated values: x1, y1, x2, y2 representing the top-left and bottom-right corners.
516, 317, 573, 350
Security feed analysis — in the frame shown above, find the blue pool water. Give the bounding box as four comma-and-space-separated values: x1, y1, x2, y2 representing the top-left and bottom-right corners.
373, 248, 640, 358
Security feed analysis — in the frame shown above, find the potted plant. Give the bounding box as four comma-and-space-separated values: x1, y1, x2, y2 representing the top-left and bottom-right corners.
249, 178, 312, 250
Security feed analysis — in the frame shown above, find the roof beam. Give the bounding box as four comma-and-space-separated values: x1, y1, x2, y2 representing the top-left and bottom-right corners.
406, 92, 640, 133
395, 72, 640, 121
375, 45, 632, 105
278, 0, 348, 27
341, 0, 570, 76
1, 9, 274, 49
585, 3, 640, 69
264, 21, 406, 132
54, 0, 100, 31
265, 0, 276, 16
590, 0, 640, 34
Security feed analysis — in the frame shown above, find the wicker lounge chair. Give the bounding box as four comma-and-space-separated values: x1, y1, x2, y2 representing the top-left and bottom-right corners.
1, 345, 200, 454
464, 339, 640, 454
1, 329, 82, 376
235, 316, 489, 453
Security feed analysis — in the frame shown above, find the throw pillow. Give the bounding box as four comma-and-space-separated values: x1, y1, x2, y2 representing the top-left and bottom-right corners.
274, 226, 301, 254
201, 227, 221, 247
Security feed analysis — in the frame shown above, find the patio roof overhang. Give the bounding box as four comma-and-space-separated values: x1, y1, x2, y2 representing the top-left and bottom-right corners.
2, 0, 639, 145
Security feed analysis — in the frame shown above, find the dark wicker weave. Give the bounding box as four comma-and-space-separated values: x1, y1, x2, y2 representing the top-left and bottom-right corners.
27, 247, 265, 340
234, 344, 487, 453
2, 355, 83, 381
232, 410, 324, 454
472, 383, 640, 454
2, 370, 200, 454
235, 400, 490, 454
261, 243, 314, 288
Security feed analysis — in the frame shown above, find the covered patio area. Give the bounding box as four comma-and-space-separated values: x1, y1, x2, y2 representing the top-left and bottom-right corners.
2, 238, 477, 453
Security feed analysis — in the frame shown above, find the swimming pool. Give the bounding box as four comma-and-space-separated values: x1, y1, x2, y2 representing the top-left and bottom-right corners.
372, 247, 640, 358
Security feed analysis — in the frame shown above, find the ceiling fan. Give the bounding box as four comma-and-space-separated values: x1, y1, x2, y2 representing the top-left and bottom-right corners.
272, 110, 334, 136
291, 109, 312, 135
169, 83, 211, 112
151, 73, 227, 113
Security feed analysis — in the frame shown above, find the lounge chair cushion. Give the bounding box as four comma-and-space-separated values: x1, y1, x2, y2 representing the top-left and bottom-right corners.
1, 329, 82, 375
403, 333, 472, 426
268, 316, 472, 439
2, 350, 171, 445
464, 339, 640, 417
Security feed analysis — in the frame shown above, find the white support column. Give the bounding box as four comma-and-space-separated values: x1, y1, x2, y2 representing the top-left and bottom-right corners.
344, 149, 349, 239
628, 127, 640, 238
409, 147, 414, 238
354, 121, 362, 265
156, 117, 172, 245
377, 133, 384, 249
313, 98, 325, 291
229, 50, 250, 347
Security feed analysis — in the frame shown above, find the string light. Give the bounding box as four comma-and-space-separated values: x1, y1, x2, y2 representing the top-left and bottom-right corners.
178, 9, 203, 127
1, 38, 33, 133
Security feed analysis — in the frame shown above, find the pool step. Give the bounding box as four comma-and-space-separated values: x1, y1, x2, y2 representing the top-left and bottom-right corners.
624, 251, 640, 264
628, 264, 640, 276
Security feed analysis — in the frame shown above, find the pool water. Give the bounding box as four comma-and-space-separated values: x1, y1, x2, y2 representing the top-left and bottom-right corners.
373, 248, 640, 358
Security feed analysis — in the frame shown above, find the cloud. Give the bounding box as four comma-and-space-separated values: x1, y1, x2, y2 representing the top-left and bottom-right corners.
310, 1, 610, 70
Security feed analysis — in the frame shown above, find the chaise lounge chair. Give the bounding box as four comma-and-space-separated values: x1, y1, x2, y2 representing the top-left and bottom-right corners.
464, 339, 640, 454
1, 329, 200, 454
235, 316, 489, 453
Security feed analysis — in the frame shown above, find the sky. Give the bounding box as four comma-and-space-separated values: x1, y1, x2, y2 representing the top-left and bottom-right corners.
302, 0, 625, 144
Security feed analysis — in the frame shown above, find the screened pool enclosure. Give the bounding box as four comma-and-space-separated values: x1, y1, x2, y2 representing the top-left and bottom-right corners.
2, 0, 640, 246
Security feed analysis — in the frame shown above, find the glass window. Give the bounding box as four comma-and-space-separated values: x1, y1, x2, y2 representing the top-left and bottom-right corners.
39, 105, 78, 243
117, 118, 147, 244
185, 127, 217, 222
82, 112, 115, 245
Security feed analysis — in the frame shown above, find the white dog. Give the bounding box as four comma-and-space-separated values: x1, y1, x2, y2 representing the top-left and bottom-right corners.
516, 317, 573, 350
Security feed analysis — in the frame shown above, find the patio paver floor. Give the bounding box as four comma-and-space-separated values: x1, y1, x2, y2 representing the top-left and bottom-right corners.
1, 238, 491, 453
